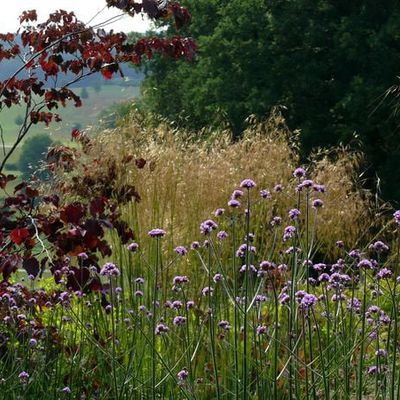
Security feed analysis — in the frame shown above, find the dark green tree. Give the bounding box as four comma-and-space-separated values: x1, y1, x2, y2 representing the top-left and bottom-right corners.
17, 134, 54, 179
141, 0, 400, 202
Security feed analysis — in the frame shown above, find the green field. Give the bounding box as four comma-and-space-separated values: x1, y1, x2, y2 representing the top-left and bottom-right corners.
0, 84, 140, 147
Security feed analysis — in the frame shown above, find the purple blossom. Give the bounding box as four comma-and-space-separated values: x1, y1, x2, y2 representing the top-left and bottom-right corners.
217, 230, 228, 240
78, 252, 88, 259
347, 298, 361, 313
260, 260, 276, 271
318, 273, 330, 283
299, 293, 317, 310
61, 386, 71, 394
368, 240, 389, 252
175, 246, 188, 256
376, 349, 387, 357
336, 240, 344, 248
186, 300, 195, 309
173, 276, 189, 285
231, 190, 244, 199
293, 167, 306, 178
135, 290, 143, 297
357, 259, 374, 269
191, 241, 200, 250
271, 216, 282, 226
218, 320, 231, 331
312, 199, 324, 209
214, 208, 225, 216
313, 184, 326, 193
127, 242, 139, 252
172, 300, 183, 309
236, 243, 256, 257
240, 179, 256, 189
377, 268, 392, 280
148, 228, 166, 238
100, 262, 120, 277
260, 189, 271, 199
288, 209, 301, 220
18, 371, 29, 383
283, 225, 296, 241
240, 264, 258, 274
394, 210, 400, 225
200, 219, 218, 235
202, 287, 213, 296
155, 323, 170, 335
213, 273, 223, 282
135, 277, 144, 284
173, 316, 186, 326
29, 338, 38, 348
256, 325, 267, 335
177, 368, 189, 381
313, 263, 326, 272
349, 249, 361, 259
228, 199, 241, 208
274, 184, 283, 192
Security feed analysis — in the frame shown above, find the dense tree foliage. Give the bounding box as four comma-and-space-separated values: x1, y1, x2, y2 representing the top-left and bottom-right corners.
17, 134, 54, 179
141, 0, 400, 203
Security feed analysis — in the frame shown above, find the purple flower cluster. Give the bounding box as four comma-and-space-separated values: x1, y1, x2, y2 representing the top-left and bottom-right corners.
200, 219, 218, 235
148, 228, 166, 238
100, 262, 120, 277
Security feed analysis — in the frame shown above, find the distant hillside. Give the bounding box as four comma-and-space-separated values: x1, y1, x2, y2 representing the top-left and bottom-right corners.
0, 35, 143, 87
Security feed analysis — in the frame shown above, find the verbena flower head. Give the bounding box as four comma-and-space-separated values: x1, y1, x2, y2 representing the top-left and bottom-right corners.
127, 242, 139, 252
228, 199, 241, 208
18, 371, 29, 383
368, 240, 389, 252
231, 190, 244, 199
240, 179, 256, 189
201, 286, 213, 296
191, 241, 200, 250
293, 167, 306, 178
135, 277, 144, 284
29, 338, 37, 348
217, 230, 228, 240
100, 262, 120, 277
256, 325, 267, 335
213, 273, 223, 282
313, 184, 326, 193
260, 189, 271, 199
175, 246, 188, 256
173, 316, 186, 326
288, 208, 301, 220
312, 199, 324, 209
214, 208, 225, 216
200, 219, 218, 235
377, 267, 392, 280
357, 259, 374, 270
177, 368, 189, 381
61, 387, 71, 394
155, 323, 170, 335
394, 210, 400, 225
218, 320, 231, 331
283, 225, 296, 241
148, 228, 166, 238
173, 276, 189, 285
271, 216, 282, 226
274, 184, 283, 192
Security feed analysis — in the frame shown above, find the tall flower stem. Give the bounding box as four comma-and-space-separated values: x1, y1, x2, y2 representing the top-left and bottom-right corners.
208, 239, 221, 400
152, 238, 160, 400
243, 189, 251, 400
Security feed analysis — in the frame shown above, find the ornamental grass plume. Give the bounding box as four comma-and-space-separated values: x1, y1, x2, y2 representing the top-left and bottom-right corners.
52, 110, 382, 262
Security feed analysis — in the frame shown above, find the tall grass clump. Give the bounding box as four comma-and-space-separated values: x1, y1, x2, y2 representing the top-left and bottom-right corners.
55, 112, 381, 260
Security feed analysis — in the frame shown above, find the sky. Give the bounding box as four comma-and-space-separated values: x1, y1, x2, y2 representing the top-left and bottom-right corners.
1, 1, 151, 33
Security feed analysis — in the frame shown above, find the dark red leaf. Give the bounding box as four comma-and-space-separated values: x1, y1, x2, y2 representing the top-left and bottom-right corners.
10, 228, 30, 245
